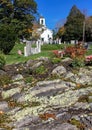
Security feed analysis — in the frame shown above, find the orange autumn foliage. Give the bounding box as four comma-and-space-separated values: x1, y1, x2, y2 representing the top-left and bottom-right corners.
58, 26, 65, 35
65, 44, 86, 59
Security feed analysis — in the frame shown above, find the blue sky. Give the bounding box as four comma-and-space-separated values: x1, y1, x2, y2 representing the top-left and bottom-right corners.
35, 0, 92, 29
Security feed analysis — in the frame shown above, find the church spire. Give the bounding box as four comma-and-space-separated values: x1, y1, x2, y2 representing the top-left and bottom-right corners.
39, 16, 46, 26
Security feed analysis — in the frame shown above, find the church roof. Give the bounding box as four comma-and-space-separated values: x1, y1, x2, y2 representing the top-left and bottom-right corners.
40, 16, 44, 18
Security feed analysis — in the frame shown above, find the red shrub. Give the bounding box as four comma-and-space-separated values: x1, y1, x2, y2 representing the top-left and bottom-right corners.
85, 55, 92, 62
65, 46, 86, 59
52, 50, 65, 58
52, 50, 60, 58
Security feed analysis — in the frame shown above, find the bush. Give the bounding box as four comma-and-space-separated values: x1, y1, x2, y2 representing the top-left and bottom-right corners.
65, 45, 86, 58
0, 24, 17, 54
72, 57, 85, 67
65, 45, 86, 67
0, 52, 6, 69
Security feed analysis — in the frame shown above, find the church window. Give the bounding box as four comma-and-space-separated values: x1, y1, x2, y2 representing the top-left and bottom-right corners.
41, 38, 44, 41
41, 20, 43, 25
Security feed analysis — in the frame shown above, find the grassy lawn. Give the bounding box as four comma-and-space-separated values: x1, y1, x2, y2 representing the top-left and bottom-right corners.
5, 43, 65, 65
5, 43, 92, 65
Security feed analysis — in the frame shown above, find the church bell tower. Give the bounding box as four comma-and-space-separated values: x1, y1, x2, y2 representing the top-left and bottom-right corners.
39, 16, 46, 26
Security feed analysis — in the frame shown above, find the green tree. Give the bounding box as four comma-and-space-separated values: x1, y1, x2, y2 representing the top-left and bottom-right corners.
64, 5, 85, 41
85, 16, 92, 41
0, 0, 37, 38
0, 24, 17, 54
0, 0, 13, 23
0, 0, 37, 54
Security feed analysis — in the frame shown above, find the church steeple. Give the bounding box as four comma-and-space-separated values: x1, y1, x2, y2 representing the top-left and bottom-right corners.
39, 16, 46, 26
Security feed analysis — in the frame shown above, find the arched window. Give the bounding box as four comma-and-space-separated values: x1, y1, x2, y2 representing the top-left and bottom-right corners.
41, 19, 43, 25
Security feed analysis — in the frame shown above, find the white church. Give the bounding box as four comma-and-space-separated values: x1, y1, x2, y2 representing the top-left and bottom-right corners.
38, 16, 53, 44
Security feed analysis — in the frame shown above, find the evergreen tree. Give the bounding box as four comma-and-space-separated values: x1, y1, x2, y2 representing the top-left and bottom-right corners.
85, 16, 92, 41
64, 5, 85, 41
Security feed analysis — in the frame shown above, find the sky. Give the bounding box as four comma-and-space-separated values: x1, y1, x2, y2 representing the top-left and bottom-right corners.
35, 0, 92, 29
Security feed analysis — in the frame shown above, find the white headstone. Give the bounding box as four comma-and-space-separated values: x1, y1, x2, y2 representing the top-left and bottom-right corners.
59, 39, 61, 44
24, 46, 27, 57
24, 40, 41, 57
36, 40, 41, 53
71, 40, 75, 44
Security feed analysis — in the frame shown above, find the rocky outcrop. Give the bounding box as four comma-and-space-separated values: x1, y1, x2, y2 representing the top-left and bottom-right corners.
0, 58, 92, 130
0, 70, 6, 75
52, 65, 66, 76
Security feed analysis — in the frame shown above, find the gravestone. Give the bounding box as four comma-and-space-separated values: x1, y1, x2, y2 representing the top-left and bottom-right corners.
59, 39, 61, 44
24, 40, 31, 56
71, 40, 75, 44
24, 40, 41, 56
71, 40, 78, 44
24, 46, 27, 57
